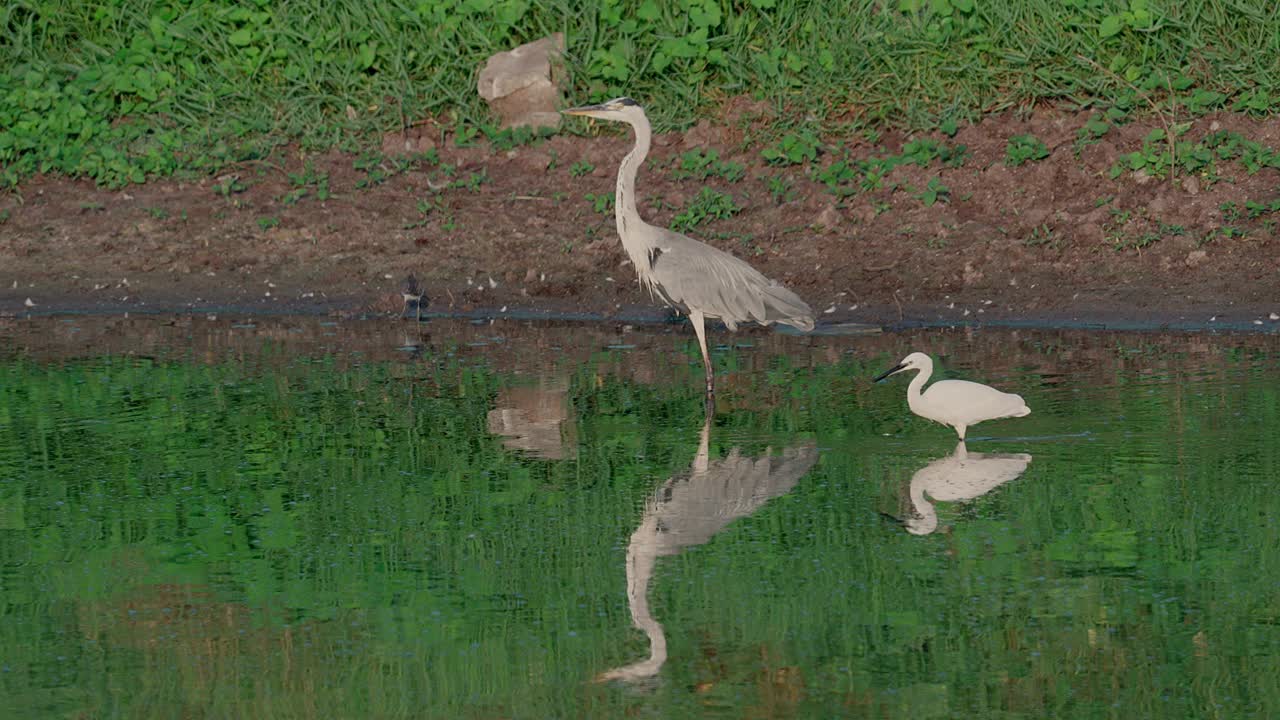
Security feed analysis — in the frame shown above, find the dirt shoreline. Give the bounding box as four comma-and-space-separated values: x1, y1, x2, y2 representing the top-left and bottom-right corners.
2, 106, 1278, 332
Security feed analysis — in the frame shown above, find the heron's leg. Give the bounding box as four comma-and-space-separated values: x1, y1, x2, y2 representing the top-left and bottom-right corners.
415, 300, 421, 322
689, 309, 714, 399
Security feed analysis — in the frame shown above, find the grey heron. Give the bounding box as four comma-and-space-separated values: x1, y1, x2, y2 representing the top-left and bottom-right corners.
561, 97, 815, 400
874, 352, 1031, 440
597, 412, 817, 683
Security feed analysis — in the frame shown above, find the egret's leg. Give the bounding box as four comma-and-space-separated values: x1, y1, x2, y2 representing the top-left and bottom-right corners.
689, 309, 714, 400
955, 424, 967, 441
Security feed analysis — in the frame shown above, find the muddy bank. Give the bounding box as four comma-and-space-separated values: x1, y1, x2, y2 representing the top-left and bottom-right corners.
2, 106, 1278, 330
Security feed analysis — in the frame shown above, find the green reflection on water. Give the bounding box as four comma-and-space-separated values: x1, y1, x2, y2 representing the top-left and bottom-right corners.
1, 320, 1278, 719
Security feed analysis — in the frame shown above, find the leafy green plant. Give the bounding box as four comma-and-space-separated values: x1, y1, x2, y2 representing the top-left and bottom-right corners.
568, 161, 595, 178
916, 177, 949, 206
1111, 129, 1280, 182
762, 131, 820, 166
671, 188, 741, 230
257, 216, 280, 230
1005, 135, 1050, 166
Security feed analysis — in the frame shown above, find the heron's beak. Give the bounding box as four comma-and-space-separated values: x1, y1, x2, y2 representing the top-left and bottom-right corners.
561, 103, 608, 118
873, 362, 906, 383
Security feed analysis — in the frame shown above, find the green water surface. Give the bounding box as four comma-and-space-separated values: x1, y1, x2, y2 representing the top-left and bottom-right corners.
0, 317, 1277, 719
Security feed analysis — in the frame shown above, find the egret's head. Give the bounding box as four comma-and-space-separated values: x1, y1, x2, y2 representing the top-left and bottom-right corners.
903, 512, 939, 536
561, 96, 645, 124
873, 351, 931, 383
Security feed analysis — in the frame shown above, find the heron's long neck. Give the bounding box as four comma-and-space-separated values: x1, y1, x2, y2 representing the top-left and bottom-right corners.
624, 521, 666, 670
616, 116, 653, 271
906, 366, 931, 412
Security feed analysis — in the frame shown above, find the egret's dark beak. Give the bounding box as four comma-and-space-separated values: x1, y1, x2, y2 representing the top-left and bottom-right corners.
873, 363, 906, 383
878, 511, 906, 527
561, 103, 607, 117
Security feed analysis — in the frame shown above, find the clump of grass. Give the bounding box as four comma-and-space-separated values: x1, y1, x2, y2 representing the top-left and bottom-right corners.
815, 139, 967, 198
1005, 135, 1050, 166
4, 0, 1280, 186
671, 188, 741, 231
671, 149, 744, 183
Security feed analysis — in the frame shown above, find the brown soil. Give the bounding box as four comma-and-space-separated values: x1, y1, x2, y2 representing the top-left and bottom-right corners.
2, 105, 1278, 329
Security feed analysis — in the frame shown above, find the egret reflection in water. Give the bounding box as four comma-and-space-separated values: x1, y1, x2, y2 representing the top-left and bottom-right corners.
899, 441, 1032, 536
597, 415, 818, 683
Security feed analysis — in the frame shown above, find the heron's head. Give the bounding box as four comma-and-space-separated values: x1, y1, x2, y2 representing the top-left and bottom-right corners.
561, 96, 645, 124
873, 351, 931, 383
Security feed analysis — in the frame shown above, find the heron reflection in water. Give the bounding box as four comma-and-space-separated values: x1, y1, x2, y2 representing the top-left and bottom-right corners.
597, 414, 818, 683
894, 441, 1031, 536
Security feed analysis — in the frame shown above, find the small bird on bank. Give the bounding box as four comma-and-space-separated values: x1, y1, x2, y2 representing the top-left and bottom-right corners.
401, 274, 427, 321
874, 351, 1030, 440
561, 97, 814, 403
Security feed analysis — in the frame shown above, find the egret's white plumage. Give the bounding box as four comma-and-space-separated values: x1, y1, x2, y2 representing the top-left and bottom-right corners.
875, 351, 1030, 439
903, 441, 1032, 535
561, 97, 814, 400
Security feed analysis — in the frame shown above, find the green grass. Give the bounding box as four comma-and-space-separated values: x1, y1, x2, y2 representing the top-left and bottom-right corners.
3, 0, 1280, 186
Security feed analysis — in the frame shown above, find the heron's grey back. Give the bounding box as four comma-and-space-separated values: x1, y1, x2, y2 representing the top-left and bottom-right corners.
647, 442, 818, 553
648, 228, 815, 332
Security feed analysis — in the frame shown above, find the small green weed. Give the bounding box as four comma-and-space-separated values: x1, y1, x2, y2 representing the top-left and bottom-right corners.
767, 175, 795, 204
284, 162, 331, 203
257, 216, 280, 230
916, 177, 949, 206
485, 125, 552, 152
146, 207, 169, 219
1075, 115, 1111, 154
1005, 135, 1050, 166
671, 188, 741, 231
568, 161, 595, 178
449, 170, 489, 192
213, 177, 246, 198
1023, 224, 1060, 249
584, 192, 614, 214
354, 153, 412, 189
672, 149, 744, 182
816, 140, 966, 198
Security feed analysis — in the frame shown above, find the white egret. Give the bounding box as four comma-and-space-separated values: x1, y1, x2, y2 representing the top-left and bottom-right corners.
874, 351, 1030, 440
900, 441, 1032, 535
